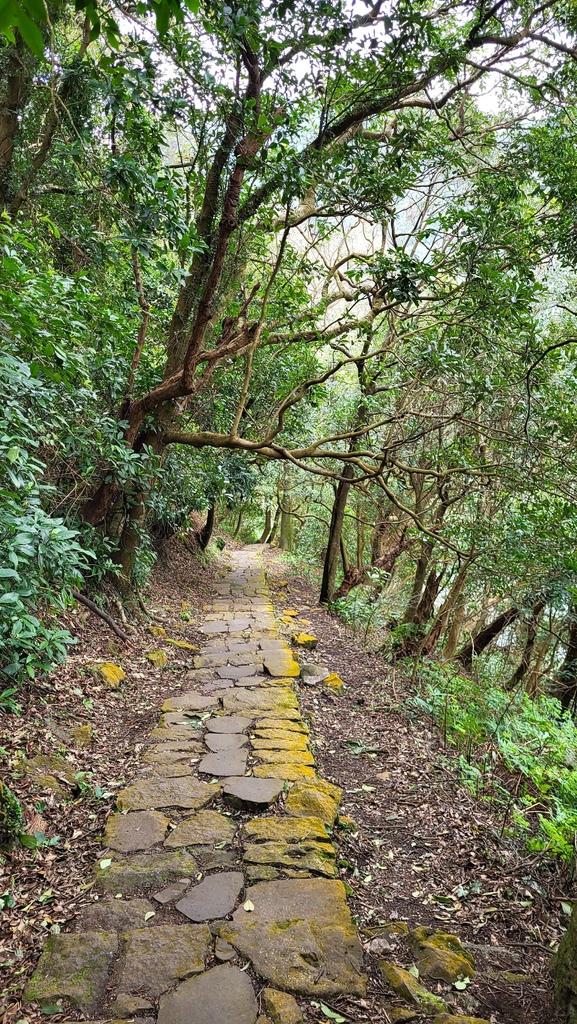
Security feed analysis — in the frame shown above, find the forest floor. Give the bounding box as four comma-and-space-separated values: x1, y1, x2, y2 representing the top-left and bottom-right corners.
0, 535, 573, 1024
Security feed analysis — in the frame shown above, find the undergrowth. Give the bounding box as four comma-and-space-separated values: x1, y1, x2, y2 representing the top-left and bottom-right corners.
411, 659, 577, 864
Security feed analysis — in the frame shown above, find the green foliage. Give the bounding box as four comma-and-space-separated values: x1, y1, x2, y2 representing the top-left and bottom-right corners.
412, 659, 577, 862
0, 781, 24, 849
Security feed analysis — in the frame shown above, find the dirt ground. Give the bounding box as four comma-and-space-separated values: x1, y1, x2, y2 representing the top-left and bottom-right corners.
0, 536, 573, 1024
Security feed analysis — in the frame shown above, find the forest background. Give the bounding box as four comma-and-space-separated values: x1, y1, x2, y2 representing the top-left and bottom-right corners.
3, 0, 577, 877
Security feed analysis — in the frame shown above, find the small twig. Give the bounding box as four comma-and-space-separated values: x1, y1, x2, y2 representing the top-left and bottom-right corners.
72, 591, 133, 643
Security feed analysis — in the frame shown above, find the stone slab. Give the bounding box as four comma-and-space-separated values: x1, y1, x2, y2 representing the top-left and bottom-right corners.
262, 652, 300, 678
256, 750, 314, 766
164, 810, 235, 848
251, 734, 310, 751
119, 924, 211, 997
243, 842, 337, 877
253, 764, 316, 781
157, 964, 257, 1024
222, 777, 284, 810
24, 931, 118, 1012
198, 750, 248, 776
104, 810, 169, 853
152, 880, 190, 904
162, 693, 217, 712
74, 898, 155, 934
217, 664, 261, 679
117, 777, 219, 812
97, 850, 196, 892
243, 816, 330, 844
176, 871, 245, 922
205, 732, 248, 752
221, 879, 365, 998
206, 715, 253, 733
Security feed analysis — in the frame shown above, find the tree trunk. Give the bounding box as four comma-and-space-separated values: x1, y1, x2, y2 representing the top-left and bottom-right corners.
232, 510, 243, 539
340, 535, 350, 575
0, 35, 30, 208
197, 503, 216, 550
454, 605, 520, 670
320, 464, 354, 603
333, 532, 408, 601
258, 509, 272, 544
267, 504, 281, 545
356, 492, 365, 568
552, 613, 577, 711
402, 541, 433, 624
413, 564, 446, 625
525, 633, 553, 698
419, 563, 469, 658
442, 592, 467, 660
505, 601, 545, 691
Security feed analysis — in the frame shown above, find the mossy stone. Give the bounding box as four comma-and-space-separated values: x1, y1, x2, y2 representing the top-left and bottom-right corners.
22, 754, 77, 797
285, 777, 342, 825
292, 633, 318, 650
71, 724, 94, 747
253, 763, 316, 781
91, 663, 126, 689
408, 927, 475, 984
262, 987, 303, 1024
243, 841, 337, 877
380, 962, 448, 1014
146, 649, 168, 667
322, 673, 344, 694
24, 931, 118, 1012
95, 849, 196, 892
243, 816, 330, 844
432, 1016, 491, 1024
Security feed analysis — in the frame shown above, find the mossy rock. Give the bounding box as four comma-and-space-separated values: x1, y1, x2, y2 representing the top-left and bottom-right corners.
71, 724, 94, 747
285, 777, 343, 825
380, 962, 448, 1014
21, 754, 78, 797
146, 650, 168, 667
24, 931, 118, 1012
262, 987, 303, 1024
363, 921, 409, 939
322, 672, 344, 694
409, 926, 475, 984
337, 815, 359, 833
165, 638, 200, 651
551, 904, 577, 1022
148, 625, 167, 637
90, 662, 126, 689
292, 633, 318, 650
432, 1015, 491, 1024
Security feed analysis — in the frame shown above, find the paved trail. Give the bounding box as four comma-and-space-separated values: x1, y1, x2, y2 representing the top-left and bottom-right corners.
25, 547, 365, 1024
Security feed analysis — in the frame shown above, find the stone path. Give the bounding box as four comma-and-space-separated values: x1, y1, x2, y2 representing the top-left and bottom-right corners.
24, 547, 365, 1024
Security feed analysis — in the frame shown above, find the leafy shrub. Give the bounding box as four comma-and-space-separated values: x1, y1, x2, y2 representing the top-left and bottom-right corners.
0, 782, 24, 849
412, 658, 577, 862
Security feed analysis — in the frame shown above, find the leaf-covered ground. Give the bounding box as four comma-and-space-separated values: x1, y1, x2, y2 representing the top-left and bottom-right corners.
0, 538, 573, 1024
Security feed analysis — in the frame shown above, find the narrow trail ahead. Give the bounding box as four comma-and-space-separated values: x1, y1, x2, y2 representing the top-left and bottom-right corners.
23, 547, 366, 1023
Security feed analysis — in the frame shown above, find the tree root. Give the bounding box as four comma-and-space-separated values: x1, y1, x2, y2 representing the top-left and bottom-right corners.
72, 591, 133, 643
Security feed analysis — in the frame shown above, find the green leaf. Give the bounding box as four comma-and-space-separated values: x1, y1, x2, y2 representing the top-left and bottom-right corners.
13, 8, 44, 55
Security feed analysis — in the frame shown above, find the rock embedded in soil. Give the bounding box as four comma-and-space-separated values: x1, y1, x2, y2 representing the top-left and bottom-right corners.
285, 777, 342, 824
116, 776, 219, 812
157, 964, 258, 1024
206, 715, 253, 733
254, 718, 308, 733
243, 816, 330, 844
432, 1017, 491, 1024
262, 651, 300, 677
176, 871, 245, 922
164, 809, 235, 848
108, 992, 153, 1017
262, 988, 304, 1024
104, 810, 170, 853
97, 850, 197, 892
198, 750, 248, 776
74, 898, 156, 934
90, 662, 126, 689
118, 924, 211, 997
222, 776, 284, 810
152, 880, 190, 904
220, 878, 365, 998
246, 864, 279, 881
408, 926, 475, 984
24, 931, 118, 1012
299, 664, 329, 685
380, 962, 448, 1014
